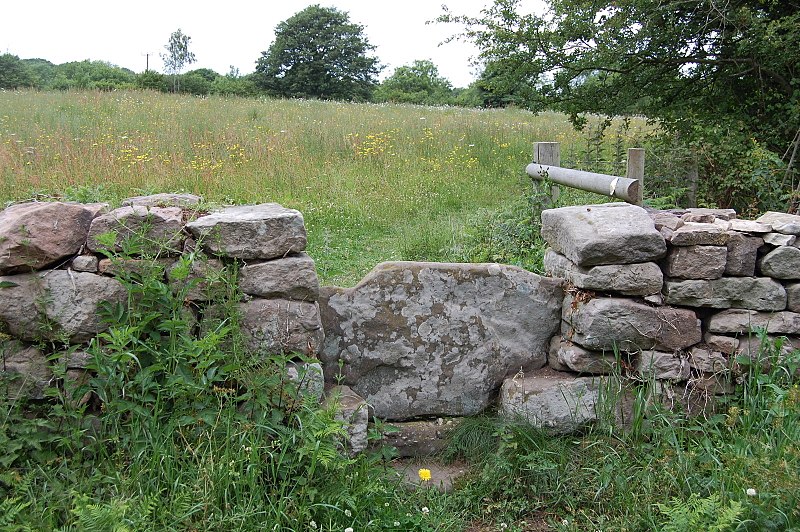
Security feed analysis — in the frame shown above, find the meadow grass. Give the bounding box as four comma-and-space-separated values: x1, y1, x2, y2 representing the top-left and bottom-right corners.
2, 91, 797, 531
0, 90, 644, 286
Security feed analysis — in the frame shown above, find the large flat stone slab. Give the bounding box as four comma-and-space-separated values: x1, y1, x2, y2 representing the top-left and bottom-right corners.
543, 249, 662, 295
563, 295, 701, 352
0, 202, 96, 274
319, 262, 564, 420
186, 204, 306, 260
541, 203, 666, 267
663, 278, 786, 311
756, 212, 800, 235
0, 271, 127, 343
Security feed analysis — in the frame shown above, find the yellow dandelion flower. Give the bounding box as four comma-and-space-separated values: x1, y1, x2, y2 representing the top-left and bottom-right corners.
418, 468, 432, 482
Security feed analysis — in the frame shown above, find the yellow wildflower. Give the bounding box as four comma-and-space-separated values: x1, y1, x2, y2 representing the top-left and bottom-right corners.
418, 468, 432, 482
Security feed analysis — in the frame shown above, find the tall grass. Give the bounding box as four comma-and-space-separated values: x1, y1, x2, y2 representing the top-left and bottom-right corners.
0, 90, 648, 286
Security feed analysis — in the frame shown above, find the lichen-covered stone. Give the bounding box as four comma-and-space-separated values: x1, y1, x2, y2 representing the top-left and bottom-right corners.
541, 203, 666, 266
319, 262, 564, 419
543, 249, 662, 295
186, 203, 306, 260
664, 278, 786, 311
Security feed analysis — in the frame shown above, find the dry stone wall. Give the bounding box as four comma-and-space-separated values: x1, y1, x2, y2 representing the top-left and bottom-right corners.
4, 195, 800, 452
0, 194, 324, 402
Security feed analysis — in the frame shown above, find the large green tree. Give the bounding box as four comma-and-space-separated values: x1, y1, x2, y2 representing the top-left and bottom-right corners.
374, 60, 454, 105
255, 5, 381, 101
441, 0, 800, 210
161, 28, 196, 93
0, 54, 35, 89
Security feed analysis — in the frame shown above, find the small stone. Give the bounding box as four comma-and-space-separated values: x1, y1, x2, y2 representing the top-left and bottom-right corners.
762, 232, 797, 246
686, 208, 737, 221
325, 385, 370, 454
121, 193, 203, 208
1, 341, 52, 400
759, 246, 800, 279
688, 346, 729, 373
786, 283, 800, 313
636, 350, 690, 381
669, 222, 730, 246
87, 205, 185, 255
682, 213, 715, 223
543, 250, 662, 295
71, 255, 99, 273
663, 245, 727, 280
550, 335, 618, 375
239, 253, 320, 301
707, 309, 800, 335
724, 233, 762, 277
664, 277, 786, 311
650, 212, 684, 231
703, 333, 739, 355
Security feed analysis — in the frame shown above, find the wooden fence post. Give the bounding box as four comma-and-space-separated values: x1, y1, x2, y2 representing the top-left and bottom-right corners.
626, 148, 645, 206
533, 142, 561, 208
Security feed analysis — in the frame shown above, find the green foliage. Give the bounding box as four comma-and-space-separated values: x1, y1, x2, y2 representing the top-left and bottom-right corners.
440, 0, 800, 210
374, 60, 455, 105
657, 493, 743, 532
255, 5, 382, 101
0, 54, 35, 89
161, 29, 196, 93
47, 60, 135, 91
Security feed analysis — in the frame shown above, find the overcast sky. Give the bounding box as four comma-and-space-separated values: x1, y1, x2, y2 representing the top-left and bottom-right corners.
1, 1, 544, 88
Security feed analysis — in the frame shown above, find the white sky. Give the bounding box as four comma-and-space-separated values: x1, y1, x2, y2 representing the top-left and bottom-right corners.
0, 1, 543, 88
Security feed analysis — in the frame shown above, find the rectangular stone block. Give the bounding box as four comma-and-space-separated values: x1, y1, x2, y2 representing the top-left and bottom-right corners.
664, 245, 727, 280
707, 309, 800, 335
725, 232, 762, 277
543, 249, 662, 295
541, 203, 666, 267
664, 277, 786, 311
636, 350, 690, 381
669, 222, 730, 246
563, 295, 701, 352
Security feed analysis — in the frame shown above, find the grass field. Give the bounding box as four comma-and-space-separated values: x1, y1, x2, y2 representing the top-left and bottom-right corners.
1, 91, 797, 531
0, 90, 643, 286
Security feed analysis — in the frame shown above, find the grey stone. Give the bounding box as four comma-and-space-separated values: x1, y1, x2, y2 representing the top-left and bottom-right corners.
643, 293, 665, 306
1, 341, 52, 400
686, 208, 737, 221
713, 219, 732, 231
759, 246, 800, 279
167, 256, 227, 302
325, 385, 370, 454
500, 371, 601, 434
703, 333, 739, 355
286, 361, 324, 402
71, 255, 99, 273
669, 222, 730, 246
0, 202, 96, 274
378, 418, 462, 458
735, 335, 799, 371
239, 298, 323, 357
239, 253, 320, 301
0, 271, 127, 343
636, 350, 690, 381
762, 232, 796, 246
60, 350, 93, 369
756, 212, 800, 235
707, 309, 800, 335
186, 203, 306, 260
543, 249, 662, 295
682, 213, 715, 223
319, 262, 564, 419
547, 336, 571, 372
650, 211, 684, 231
86, 205, 185, 255
663, 277, 786, 311
688, 346, 729, 373
728, 219, 772, 234
563, 295, 701, 352
787, 283, 800, 313
550, 335, 618, 375
541, 203, 666, 267
664, 245, 727, 280
98, 257, 171, 278
687, 375, 734, 396
121, 193, 203, 208
64, 369, 92, 407
724, 233, 763, 277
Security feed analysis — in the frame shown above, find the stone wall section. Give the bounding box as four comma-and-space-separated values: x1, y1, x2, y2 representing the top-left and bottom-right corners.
0, 194, 323, 402
538, 203, 800, 424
